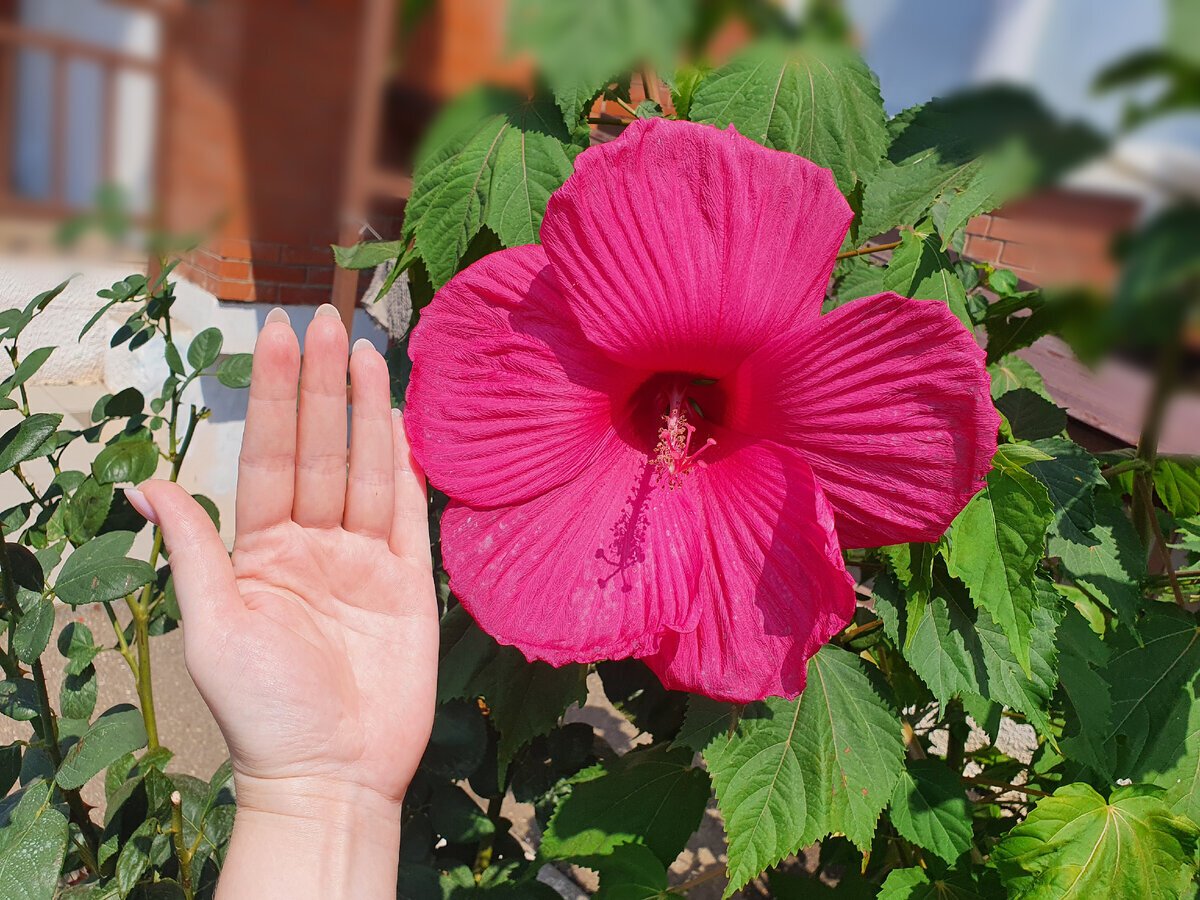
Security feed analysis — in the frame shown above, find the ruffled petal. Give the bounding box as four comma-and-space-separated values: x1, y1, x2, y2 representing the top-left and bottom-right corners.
541, 118, 852, 376
441, 439, 704, 666
641, 432, 856, 702
406, 244, 645, 508
725, 293, 999, 549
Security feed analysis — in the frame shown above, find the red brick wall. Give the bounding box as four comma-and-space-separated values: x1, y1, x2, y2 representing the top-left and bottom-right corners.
962, 189, 1139, 289
163, 0, 370, 304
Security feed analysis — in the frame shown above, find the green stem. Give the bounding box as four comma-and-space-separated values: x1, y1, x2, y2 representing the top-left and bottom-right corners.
1131, 337, 1184, 606
835, 240, 902, 261
671, 866, 726, 895
945, 699, 969, 774
171, 790, 195, 900
472, 794, 505, 878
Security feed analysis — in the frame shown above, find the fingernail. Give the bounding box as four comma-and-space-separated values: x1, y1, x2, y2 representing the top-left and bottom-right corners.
352, 338, 375, 355
124, 487, 159, 525
265, 306, 290, 326
392, 407, 402, 419
316, 303, 339, 319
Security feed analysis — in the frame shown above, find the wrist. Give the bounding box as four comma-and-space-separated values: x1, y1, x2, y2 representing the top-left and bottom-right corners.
219, 774, 404, 900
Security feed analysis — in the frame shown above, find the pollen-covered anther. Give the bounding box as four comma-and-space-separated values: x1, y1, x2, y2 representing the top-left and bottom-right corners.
654, 393, 716, 488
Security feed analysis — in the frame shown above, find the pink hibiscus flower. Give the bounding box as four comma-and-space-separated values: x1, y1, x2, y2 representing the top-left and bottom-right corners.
406, 118, 997, 702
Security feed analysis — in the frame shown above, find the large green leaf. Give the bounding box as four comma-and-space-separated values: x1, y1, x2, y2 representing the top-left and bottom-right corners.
861, 86, 1101, 243
1024, 437, 1105, 545
508, 0, 691, 129
704, 645, 904, 895
1048, 490, 1144, 628
483, 98, 577, 249
888, 759, 973, 864
582, 843, 670, 900
437, 606, 587, 772
404, 90, 576, 288
0, 347, 54, 397
0, 781, 69, 900
992, 783, 1199, 899
1099, 605, 1200, 778
57, 705, 148, 790
881, 228, 970, 326
1154, 458, 1200, 518
55, 531, 155, 606
65, 476, 115, 544
1056, 610, 1114, 775
889, 564, 1062, 734
989, 355, 1049, 401
186, 327, 223, 371
0, 414, 62, 470
945, 466, 1054, 674
878, 867, 989, 900
541, 745, 709, 865
688, 40, 888, 194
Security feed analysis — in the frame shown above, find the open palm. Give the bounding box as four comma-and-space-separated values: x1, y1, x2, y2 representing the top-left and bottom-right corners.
138, 307, 437, 806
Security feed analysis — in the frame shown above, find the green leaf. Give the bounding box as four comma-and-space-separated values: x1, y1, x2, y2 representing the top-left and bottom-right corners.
881, 229, 971, 326
508, 0, 691, 129
437, 606, 587, 772
1097, 605, 1200, 779
672, 694, 734, 753
0, 780, 70, 900
689, 40, 888, 194
596, 659, 687, 742
541, 745, 710, 866
945, 467, 1054, 674
668, 63, 708, 121
1154, 458, 1200, 518
164, 341, 185, 376
116, 817, 157, 896
55, 532, 155, 606
878, 867, 989, 900
993, 783, 1199, 899
429, 782, 494, 844
1057, 609, 1114, 774
0, 414, 62, 470
887, 759, 973, 864
0, 347, 54, 396
13, 598, 54, 664
404, 90, 576, 288
1112, 205, 1200, 347
1024, 437, 1105, 545
1049, 490, 1144, 627
65, 476, 115, 544
704, 646, 904, 895
186, 327, 223, 371
992, 442, 1054, 474
584, 843, 669, 900
994, 389, 1067, 441
1132, 675, 1200, 824
861, 86, 1101, 243
422, 700, 487, 781
483, 97, 577, 250
92, 438, 159, 485
216, 353, 253, 389
332, 240, 402, 270
989, 355, 1049, 400
0, 679, 41, 721
58, 621, 102, 675
57, 705, 148, 790
60, 665, 98, 721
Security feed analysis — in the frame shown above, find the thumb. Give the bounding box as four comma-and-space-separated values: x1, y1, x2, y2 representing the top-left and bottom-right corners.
126, 481, 242, 637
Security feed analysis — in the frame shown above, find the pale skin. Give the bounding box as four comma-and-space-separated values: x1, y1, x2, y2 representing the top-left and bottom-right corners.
126, 303, 439, 899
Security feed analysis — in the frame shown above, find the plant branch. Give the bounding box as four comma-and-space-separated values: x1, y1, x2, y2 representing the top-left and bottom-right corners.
962, 775, 1049, 798
836, 618, 883, 645
671, 866, 726, 895
613, 96, 640, 118
836, 240, 901, 261
171, 790, 195, 900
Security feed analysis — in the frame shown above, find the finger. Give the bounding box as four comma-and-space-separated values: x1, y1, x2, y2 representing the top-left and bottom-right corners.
236, 308, 300, 536
292, 304, 350, 528
343, 339, 395, 537
131, 482, 242, 639
389, 410, 431, 563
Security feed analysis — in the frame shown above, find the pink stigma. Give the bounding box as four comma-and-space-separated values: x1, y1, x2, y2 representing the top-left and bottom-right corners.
654, 388, 716, 488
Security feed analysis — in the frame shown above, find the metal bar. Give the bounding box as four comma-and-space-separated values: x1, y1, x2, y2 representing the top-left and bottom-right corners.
0, 22, 156, 74
331, 0, 399, 330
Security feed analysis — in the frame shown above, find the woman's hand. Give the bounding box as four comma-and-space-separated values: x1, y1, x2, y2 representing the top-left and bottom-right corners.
127, 304, 438, 899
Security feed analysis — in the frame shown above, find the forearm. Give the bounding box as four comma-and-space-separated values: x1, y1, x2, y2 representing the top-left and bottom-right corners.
217, 775, 402, 900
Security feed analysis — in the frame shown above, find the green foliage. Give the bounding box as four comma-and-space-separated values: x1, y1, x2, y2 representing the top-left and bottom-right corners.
993, 784, 1199, 898
688, 39, 888, 194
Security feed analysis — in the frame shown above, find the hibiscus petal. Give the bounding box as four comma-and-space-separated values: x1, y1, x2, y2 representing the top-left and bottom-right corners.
406, 244, 644, 508
540, 118, 852, 376
641, 432, 856, 702
441, 440, 704, 666
725, 292, 999, 549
